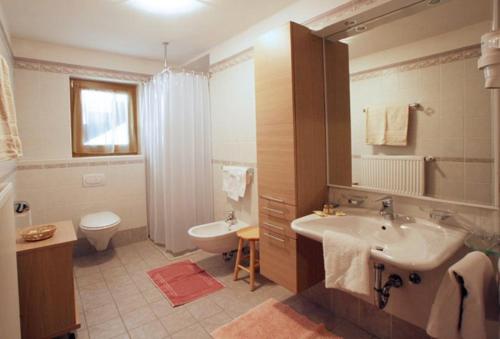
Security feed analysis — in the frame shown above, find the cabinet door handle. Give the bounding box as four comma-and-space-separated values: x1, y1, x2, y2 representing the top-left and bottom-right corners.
264, 232, 285, 243
263, 222, 284, 231
262, 207, 285, 215
261, 195, 285, 203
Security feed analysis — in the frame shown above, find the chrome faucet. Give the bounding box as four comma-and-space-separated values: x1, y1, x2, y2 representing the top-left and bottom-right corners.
377, 196, 395, 220
224, 210, 236, 227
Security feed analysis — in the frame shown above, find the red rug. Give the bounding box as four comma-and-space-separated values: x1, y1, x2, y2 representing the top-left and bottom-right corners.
211, 298, 340, 339
147, 260, 224, 307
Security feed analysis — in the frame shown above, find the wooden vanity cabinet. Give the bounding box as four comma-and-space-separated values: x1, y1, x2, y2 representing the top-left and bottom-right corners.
255, 22, 327, 293
16, 220, 79, 339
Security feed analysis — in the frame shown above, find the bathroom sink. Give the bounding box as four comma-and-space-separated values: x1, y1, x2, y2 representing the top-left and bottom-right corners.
291, 208, 466, 271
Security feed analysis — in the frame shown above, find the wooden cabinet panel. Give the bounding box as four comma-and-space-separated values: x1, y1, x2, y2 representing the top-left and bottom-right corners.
257, 123, 296, 205
259, 213, 296, 239
259, 198, 296, 221
255, 23, 294, 127
260, 230, 297, 293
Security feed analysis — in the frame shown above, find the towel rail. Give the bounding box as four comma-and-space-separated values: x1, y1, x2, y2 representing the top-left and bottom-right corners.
362, 103, 421, 113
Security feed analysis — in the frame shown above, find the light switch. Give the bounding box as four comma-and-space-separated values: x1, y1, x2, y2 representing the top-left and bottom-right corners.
82, 173, 106, 187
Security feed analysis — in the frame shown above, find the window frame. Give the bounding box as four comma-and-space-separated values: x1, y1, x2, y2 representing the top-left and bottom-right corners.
70, 78, 139, 157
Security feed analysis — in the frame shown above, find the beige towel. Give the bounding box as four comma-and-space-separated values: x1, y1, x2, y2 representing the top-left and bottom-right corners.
365, 106, 386, 145
323, 231, 371, 296
0, 56, 22, 160
426, 251, 497, 339
385, 105, 409, 146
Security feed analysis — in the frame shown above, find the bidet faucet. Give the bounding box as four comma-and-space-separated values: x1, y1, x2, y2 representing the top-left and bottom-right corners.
377, 196, 395, 220
224, 210, 236, 226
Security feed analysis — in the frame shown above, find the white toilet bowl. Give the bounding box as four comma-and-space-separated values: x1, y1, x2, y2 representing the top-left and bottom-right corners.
80, 211, 121, 251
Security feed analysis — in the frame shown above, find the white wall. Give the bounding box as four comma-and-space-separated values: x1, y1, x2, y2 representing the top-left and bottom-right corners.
12, 40, 151, 237
210, 59, 258, 224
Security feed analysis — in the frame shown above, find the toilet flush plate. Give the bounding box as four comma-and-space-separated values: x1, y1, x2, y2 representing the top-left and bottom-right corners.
82, 173, 106, 187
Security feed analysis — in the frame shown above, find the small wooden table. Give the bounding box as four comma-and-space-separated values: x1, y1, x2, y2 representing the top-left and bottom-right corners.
16, 220, 80, 339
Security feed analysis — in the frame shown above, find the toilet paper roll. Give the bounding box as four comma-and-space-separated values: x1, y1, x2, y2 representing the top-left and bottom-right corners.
15, 210, 32, 228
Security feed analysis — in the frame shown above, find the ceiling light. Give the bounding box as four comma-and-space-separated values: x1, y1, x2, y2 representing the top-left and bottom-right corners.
128, 0, 203, 14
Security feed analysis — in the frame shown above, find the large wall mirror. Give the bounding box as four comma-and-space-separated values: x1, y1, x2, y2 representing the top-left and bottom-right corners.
323, 0, 496, 206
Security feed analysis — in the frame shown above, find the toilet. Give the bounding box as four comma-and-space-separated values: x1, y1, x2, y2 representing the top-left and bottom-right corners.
79, 211, 121, 251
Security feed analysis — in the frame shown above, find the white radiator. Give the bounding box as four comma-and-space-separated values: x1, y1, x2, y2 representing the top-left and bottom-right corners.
357, 155, 425, 196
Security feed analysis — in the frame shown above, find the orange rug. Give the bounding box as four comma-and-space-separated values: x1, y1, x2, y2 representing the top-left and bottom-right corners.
147, 260, 224, 307
211, 298, 341, 339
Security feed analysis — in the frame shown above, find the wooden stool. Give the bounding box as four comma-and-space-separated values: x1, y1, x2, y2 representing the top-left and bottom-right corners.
233, 226, 260, 291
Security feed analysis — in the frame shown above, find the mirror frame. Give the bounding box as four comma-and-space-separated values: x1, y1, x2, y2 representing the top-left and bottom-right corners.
320, 0, 499, 210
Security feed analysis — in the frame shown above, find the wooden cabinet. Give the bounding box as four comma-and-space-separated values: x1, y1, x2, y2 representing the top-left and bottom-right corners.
16, 221, 79, 339
255, 22, 327, 293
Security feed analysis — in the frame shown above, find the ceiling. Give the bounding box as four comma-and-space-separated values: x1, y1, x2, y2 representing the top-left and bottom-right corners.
343, 0, 492, 59
1, 0, 298, 64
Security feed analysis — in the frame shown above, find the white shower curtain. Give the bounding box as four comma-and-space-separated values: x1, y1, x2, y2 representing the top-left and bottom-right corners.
140, 71, 214, 254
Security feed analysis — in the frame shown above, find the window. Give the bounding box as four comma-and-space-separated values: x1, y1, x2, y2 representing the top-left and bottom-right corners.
70, 79, 138, 156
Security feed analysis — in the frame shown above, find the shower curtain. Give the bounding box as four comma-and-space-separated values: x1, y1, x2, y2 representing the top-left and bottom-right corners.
140, 71, 213, 254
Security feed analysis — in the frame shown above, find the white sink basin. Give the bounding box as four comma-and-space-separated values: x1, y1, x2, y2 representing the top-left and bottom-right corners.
291, 208, 466, 271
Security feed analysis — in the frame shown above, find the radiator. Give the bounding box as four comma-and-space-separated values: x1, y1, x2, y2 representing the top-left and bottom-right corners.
357, 155, 425, 196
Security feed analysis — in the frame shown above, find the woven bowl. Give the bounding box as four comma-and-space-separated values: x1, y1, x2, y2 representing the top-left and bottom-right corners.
21, 224, 57, 242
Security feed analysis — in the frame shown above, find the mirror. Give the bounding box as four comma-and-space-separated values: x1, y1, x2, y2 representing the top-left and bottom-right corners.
325, 0, 495, 206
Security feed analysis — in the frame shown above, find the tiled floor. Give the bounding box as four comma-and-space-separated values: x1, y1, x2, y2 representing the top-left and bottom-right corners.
73, 240, 376, 339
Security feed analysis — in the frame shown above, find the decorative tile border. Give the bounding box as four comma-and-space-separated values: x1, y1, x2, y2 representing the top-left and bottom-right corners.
17, 155, 145, 171
351, 154, 493, 163
209, 48, 254, 74
350, 44, 481, 81
14, 57, 152, 82
303, 0, 386, 31
212, 159, 257, 168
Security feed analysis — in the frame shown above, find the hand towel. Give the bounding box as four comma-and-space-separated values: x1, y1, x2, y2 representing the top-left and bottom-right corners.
0, 56, 22, 160
385, 105, 409, 146
222, 166, 249, 202
322, 231, 371, 296
426, 251, 497, 339
365, 106, 386, 145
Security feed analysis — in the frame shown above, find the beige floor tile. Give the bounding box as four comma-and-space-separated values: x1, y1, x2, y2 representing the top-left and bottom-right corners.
121, 305, 157, 331
105, 272, 133, 288
186, 298, 223, 320
329, 318, 373, 339
81, 290, 114, 311
124, 260, 150, 274
98, 257, 123, 271
142, 287, 164, 303
101, 266, 128, 279
76, 329, 89, 339
88, 317, 127, 339
170, 324, 211, 339
150, 299, 175, 318
110, 282, 140, 299
78, 281, 108, 296
129, 319, 169, 339
160, 310, 197, 335
199, 311, 232, 333
115, 292, 148, 314
110, 333, 130, 339
85, 303, 120, 327
74, 265, 101, 278
131, 272, 155, 292
77, 272, 105, 288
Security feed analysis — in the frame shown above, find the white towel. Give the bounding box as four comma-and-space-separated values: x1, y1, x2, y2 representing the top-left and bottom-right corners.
322, 231, 371, 296
0, 56, 22, 160
385, 105, 409, 146
365, 106, 386, 145
222, 166, 249, 202
426, 251, 497, 339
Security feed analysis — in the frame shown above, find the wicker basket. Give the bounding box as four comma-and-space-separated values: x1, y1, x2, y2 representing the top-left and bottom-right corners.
21, 224, 57, 242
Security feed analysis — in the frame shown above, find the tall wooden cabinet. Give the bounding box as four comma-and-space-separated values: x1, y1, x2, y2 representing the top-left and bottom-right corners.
255, 22, 327, 293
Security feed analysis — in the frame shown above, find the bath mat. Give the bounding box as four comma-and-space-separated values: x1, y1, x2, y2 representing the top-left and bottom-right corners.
211, 298, 340, 339
147, 260, 224, 307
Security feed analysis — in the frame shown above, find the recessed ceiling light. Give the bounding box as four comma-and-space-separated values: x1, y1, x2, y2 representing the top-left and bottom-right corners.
128, 0, 203, 14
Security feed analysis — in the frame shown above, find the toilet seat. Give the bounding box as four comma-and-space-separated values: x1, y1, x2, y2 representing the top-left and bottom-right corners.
80, 211, 121, 231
